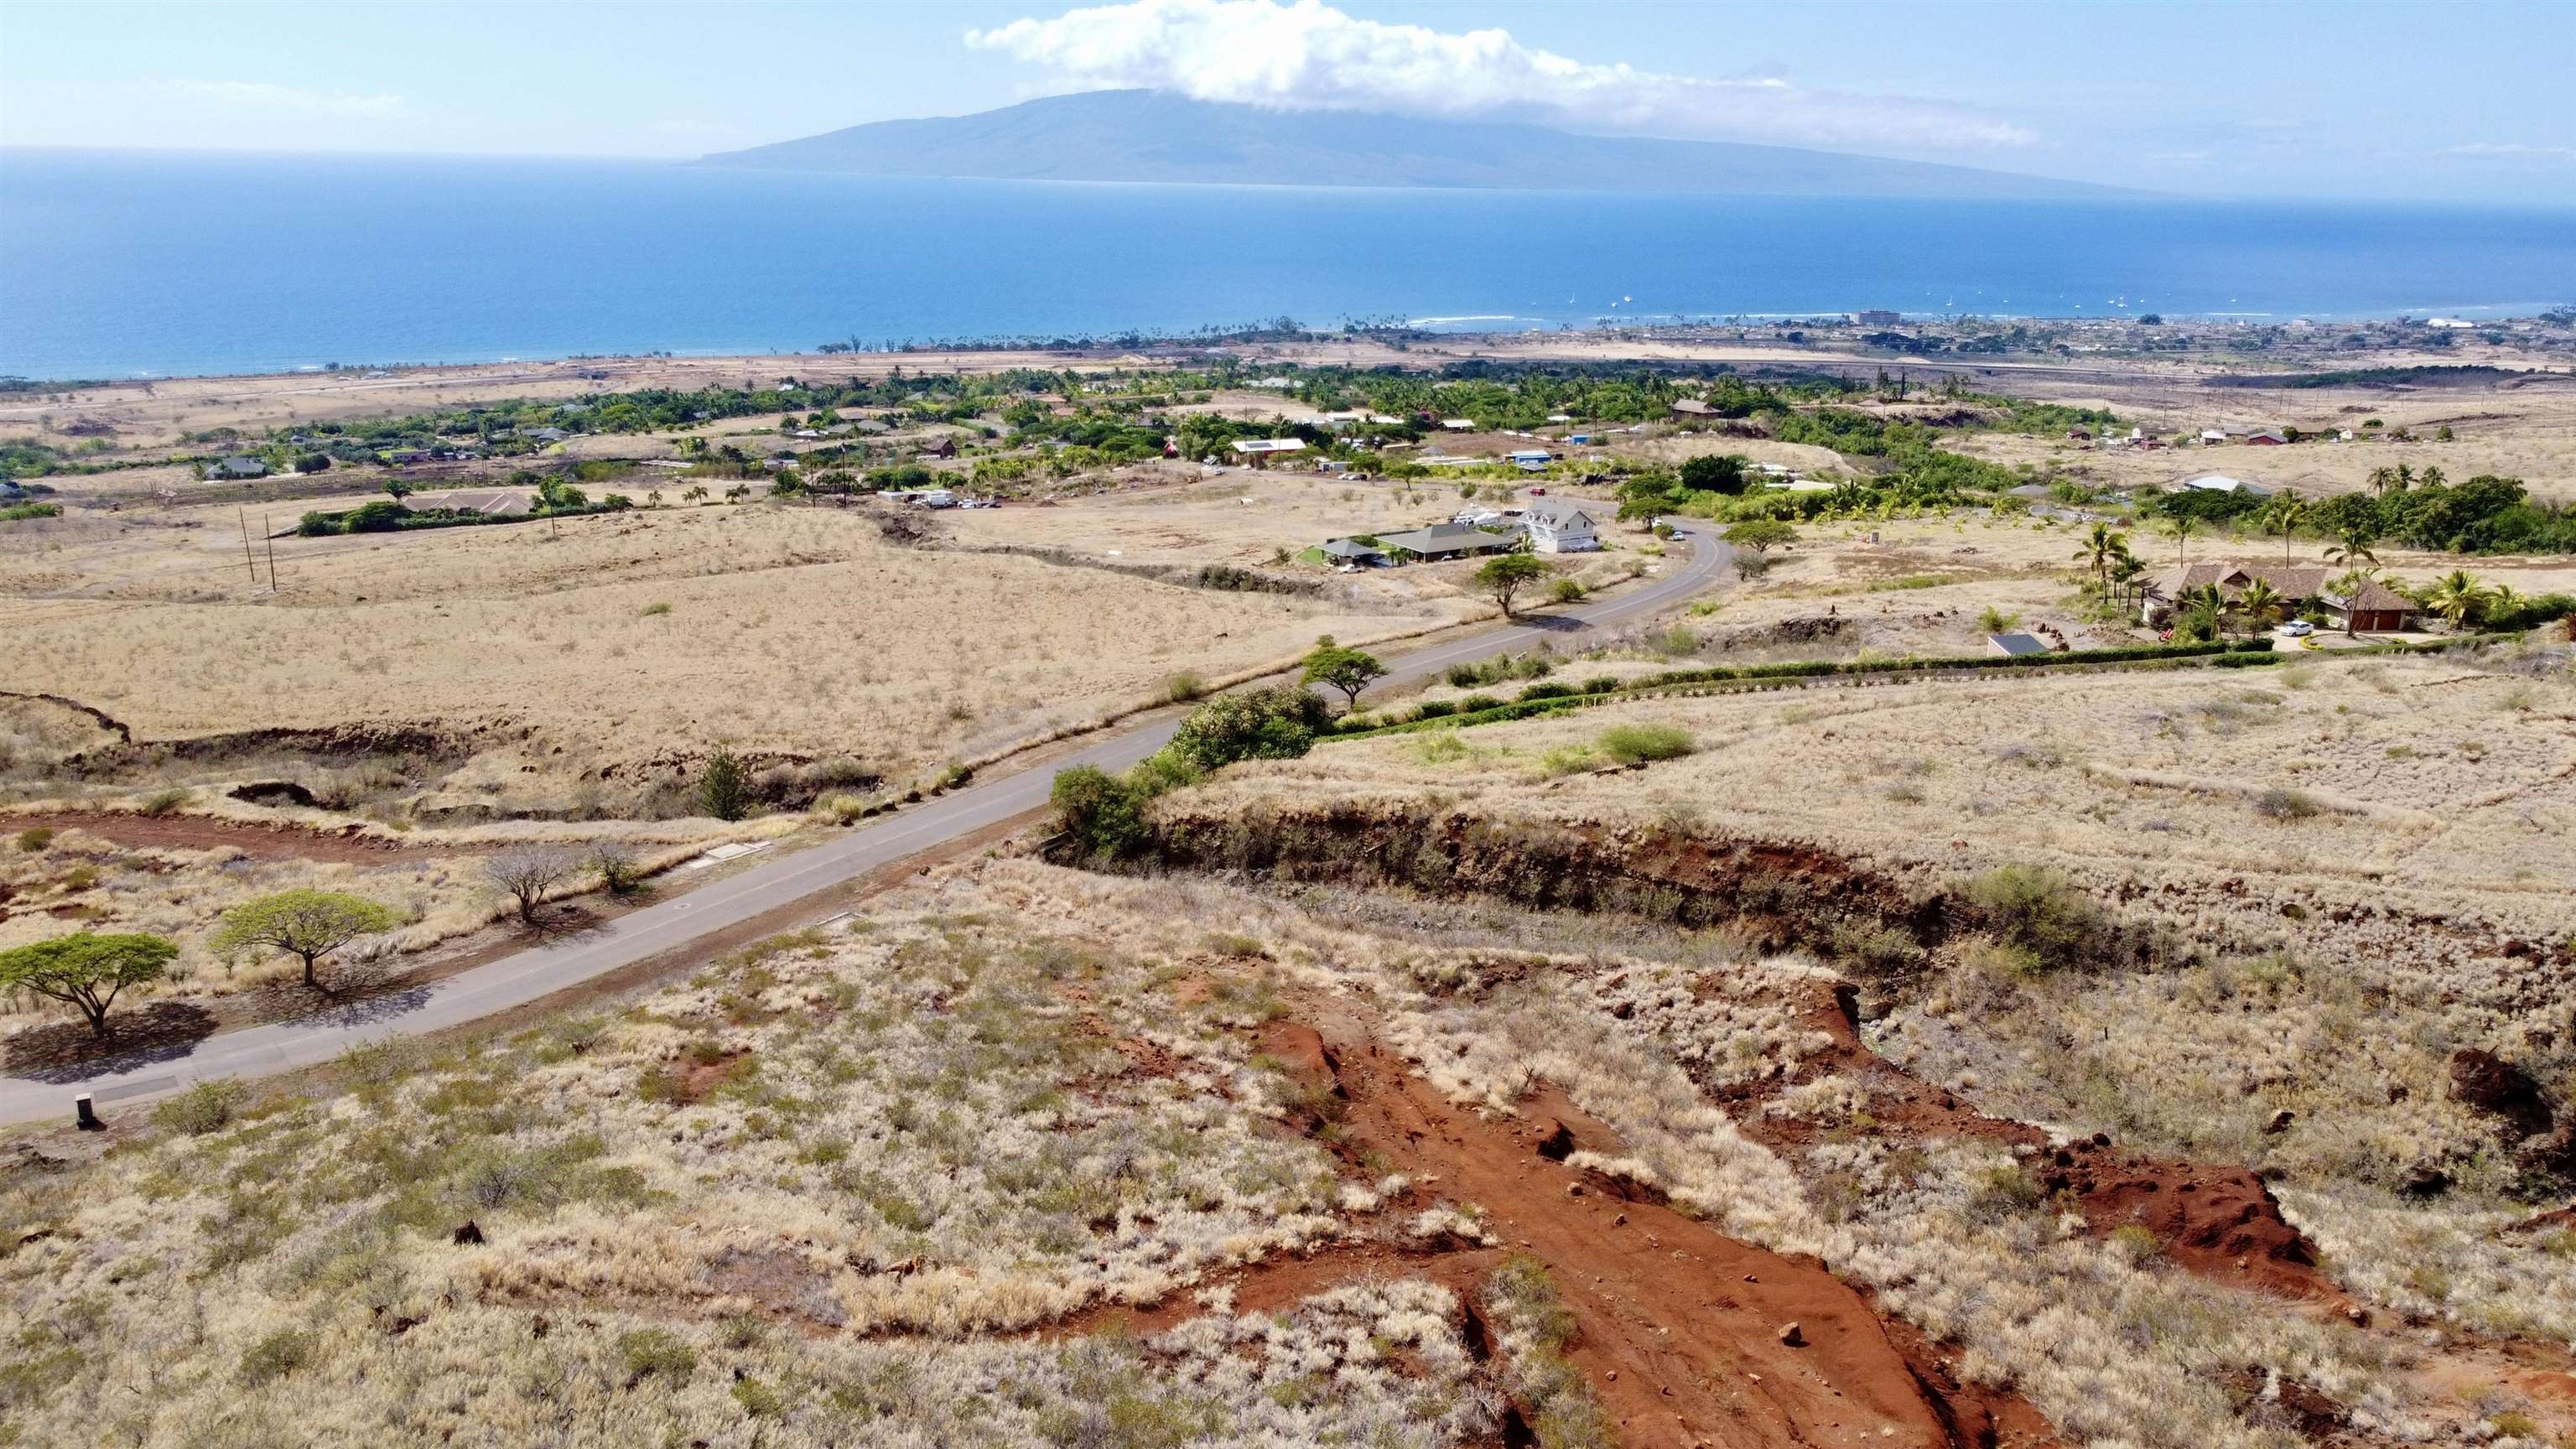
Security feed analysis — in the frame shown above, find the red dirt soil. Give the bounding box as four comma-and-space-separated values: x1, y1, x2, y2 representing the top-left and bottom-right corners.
1741, 976, 2349, 1306
1271, 1004, 2060, 1449
1, 810, 470, 863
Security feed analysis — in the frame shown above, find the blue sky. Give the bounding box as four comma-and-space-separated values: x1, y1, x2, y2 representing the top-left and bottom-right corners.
3, 0, 2572, 200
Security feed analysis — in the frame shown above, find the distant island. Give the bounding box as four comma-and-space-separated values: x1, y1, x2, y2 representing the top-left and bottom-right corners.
700, 89, 2143, 200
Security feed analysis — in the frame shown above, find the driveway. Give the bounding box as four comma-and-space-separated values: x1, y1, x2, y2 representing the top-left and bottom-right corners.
0, 522, 1728, 1125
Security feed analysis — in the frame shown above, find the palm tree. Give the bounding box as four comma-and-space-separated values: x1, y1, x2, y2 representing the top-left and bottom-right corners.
2489, 583, 2525, 625
2072, 522, 2130, 591
2423, 569, 2490, 631
2236, 578, 2287, 630
2174, 583, 2226, 641
2366, 465, 2396, 498
2415, 465, 2446, 491
2324, 528, 2378, 571
2169, 515, 2196, 569
2257, 494, 2306, 565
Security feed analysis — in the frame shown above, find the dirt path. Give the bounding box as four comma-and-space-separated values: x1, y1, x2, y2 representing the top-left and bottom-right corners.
0, 810, 474, 863
1267, 1002, 2058, 1449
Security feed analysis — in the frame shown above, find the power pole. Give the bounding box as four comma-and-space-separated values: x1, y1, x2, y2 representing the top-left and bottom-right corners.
263, 516, 278, 592
239, 509, 257, 584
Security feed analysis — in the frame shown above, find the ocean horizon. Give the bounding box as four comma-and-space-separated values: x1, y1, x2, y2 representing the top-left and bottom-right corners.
3, 148, 2571, 381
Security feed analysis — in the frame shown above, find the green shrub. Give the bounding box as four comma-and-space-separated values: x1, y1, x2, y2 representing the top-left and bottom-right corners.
617, 1328, 697, 1384
1051, 765, 1152, 860
1549, 578, 1587, 603
237, 1328, 317, 1386
1519, 682, 1576, 702
138, 787, 191, 817
153, 1080, 247, 1136
1413, 699, 1457, 719
1161, 669, 1208, 704
1581, 675, 1622, 693
732, 1376, 786, 1417
1455, 693, 1501, 713
1595, 723, 1696, 765
1167, 686, 1329, 771
13, 828, 51, 853
2253, 787, 2320, 820
1963, 865, 2101, 972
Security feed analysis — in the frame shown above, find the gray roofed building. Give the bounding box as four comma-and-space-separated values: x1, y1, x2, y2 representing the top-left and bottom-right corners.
1987, 632, 2050, 657
212, 455, 268, 478
1373, 521, 1514, 561
1319, 538, 1388, 564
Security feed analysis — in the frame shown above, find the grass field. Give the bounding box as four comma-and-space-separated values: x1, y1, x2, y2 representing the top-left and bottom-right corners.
0, 503, 1461, 816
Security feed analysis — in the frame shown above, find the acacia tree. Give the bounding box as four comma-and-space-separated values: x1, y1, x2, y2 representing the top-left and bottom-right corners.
1299, 636, 1386, 714
1722, 518, 1797, 554
484, 844, 579, 924
210, 890, 395, 989
1475, 553, 1550, 618
0, 932, 176, 1036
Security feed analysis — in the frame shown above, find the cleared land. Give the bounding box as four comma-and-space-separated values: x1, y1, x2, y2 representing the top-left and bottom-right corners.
0, 502, 1466, 816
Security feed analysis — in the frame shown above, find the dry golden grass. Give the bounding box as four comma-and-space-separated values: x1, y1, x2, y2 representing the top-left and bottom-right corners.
0, 894, 1500, 1447
0, 503, 1454, 811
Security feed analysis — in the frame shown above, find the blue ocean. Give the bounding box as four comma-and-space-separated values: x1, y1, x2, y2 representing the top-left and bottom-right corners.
3, 149, 2570, 380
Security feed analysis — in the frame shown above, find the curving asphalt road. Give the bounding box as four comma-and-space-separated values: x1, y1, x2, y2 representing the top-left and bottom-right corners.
0, 522, 1727, 1126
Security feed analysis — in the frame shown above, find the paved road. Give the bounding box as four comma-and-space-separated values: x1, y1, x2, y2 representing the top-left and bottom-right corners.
0, 522, 1727, 1126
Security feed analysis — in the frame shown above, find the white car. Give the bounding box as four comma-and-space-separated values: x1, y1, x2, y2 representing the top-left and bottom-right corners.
2278, 621, 2315, 637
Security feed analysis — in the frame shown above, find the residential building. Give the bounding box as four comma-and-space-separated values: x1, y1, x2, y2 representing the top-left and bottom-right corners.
211, 455, 268, 479
1318, 538, 1389, 566
1848, 309, 1902, 326
2138, 562, 2417, 632
1228, 438, 1308, 466
1522, 500, 1600, 553
1371, 521, 1514, 562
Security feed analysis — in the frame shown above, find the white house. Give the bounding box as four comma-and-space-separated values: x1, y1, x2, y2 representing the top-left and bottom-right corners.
1523, 500, 1600, 553
1440, 418, 1477, 430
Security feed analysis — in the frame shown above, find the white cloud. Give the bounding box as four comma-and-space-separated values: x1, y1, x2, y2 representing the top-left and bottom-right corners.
966, 0, 2033, 153
2444, 142, 2575, 161
180, 81, 407, 118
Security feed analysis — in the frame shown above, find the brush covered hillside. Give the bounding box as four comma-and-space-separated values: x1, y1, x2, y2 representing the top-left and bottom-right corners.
703, 89, 2135, 199
9, 635, 2573, 1448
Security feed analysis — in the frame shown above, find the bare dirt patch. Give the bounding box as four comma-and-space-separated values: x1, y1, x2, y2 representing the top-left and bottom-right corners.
1275, 992, 2057, 1449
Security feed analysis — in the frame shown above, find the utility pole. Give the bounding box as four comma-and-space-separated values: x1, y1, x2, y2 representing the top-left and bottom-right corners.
263, 515, 278, 592
239, 509, 257, 584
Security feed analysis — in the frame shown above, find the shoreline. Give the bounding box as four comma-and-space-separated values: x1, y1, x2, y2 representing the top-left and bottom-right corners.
7, 316, 2572, 396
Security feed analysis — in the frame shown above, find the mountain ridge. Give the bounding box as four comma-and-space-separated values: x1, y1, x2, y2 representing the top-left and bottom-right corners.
701, 90, 2143, 200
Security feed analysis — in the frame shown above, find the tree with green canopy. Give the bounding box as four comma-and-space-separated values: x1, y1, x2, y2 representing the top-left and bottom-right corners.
210, 890, 396, 989
0, 932, 177, 1036
1300, 636, 1386, 714
1721, 519, 1798, 554
2256, 494, 2307, 565
1474, 553, 1550, 618
2421, 569, 2491, 630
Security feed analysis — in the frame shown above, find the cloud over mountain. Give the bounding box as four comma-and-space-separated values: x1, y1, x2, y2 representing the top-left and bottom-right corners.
966, 0, 2033, 153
